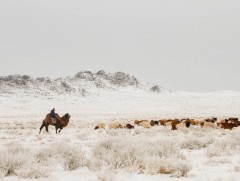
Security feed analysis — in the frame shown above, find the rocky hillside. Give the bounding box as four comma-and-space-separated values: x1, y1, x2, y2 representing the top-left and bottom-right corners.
0, 70, 164, 96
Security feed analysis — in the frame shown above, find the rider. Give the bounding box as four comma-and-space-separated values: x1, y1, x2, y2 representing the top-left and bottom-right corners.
50, 108, 61, 126
50, 108, 56, 118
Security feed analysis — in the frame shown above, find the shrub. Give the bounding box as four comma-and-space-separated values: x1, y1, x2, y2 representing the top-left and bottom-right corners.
41, 140, 87, 171
64, 150, 86, 171
0, 141, 86, 178
0, 143, 31, 176
170, 160, 192, 177
16, 164, 50, 178
93, 138, 143, 169
92, 136, 190, 177
148, 140, 182, 159
143, 157, 191, 177
207, 135, 240, 157
0, 143, 49, 178
181, 137, 214, 150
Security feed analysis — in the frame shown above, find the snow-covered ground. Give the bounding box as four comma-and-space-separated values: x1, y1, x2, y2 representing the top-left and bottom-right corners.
1, 117, 240, 181
1, 72, 240, 181
1, 89, 240, 121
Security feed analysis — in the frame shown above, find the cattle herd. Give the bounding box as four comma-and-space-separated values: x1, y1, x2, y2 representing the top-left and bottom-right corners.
94, 117, 240, 131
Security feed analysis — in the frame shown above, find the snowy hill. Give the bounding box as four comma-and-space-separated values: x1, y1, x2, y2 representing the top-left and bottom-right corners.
0, 70, 164, 96
1, 71, 240, 120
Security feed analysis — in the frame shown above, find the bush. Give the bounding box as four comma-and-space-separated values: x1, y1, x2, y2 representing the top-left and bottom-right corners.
64, 150, 86, 171
0, 143, 31, 176
92, 137, 191, 177
0, 141, 86, 178
93, 138, 143, 169
143, 157, 191, 177
41, 140, 87, 171
0, 149, 14, 176
0, 143, 50, 178
16, 164, 50, 178
181, 137, 214, 150
207, 135, 240, 157
148, 140, 182, 159
170, 160, 192, 177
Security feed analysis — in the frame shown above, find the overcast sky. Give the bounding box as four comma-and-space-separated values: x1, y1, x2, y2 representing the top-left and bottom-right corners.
0, 0, 240, 92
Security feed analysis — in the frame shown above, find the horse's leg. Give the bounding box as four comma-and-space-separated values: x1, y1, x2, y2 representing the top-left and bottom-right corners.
45, 124, 49, 132
58, 126, 63, 133
39, 123, 45, 134
55, 125, 59, 134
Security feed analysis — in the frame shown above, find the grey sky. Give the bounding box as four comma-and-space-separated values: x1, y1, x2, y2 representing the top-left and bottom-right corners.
0, 0, 240, 92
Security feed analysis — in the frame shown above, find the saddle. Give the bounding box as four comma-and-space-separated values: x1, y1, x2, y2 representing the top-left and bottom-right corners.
51, 118, 57, 124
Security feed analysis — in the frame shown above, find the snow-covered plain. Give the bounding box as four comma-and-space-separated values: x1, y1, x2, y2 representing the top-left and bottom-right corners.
1, 71, 240, 181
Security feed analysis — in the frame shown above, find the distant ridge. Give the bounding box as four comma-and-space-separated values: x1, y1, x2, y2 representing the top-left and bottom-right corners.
0, 70, 166, 96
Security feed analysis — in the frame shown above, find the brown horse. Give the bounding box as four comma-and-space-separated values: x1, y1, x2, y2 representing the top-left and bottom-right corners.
39, 113, 71, 134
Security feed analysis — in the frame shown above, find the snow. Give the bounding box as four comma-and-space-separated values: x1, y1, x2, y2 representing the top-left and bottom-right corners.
1, 71, 240, 181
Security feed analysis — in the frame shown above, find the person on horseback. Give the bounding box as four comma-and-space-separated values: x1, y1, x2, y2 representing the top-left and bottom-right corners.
50, 108, 56, 118
50, 108, 61, 126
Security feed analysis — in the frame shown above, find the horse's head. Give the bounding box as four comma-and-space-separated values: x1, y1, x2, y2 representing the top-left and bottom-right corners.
64, 113, 71, 119
61, 113, 71, 126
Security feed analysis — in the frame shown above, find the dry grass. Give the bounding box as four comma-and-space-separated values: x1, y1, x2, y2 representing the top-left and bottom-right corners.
0, 120, 240, 180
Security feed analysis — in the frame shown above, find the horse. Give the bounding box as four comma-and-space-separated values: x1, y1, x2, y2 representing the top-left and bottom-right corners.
39, 113, 71, 134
